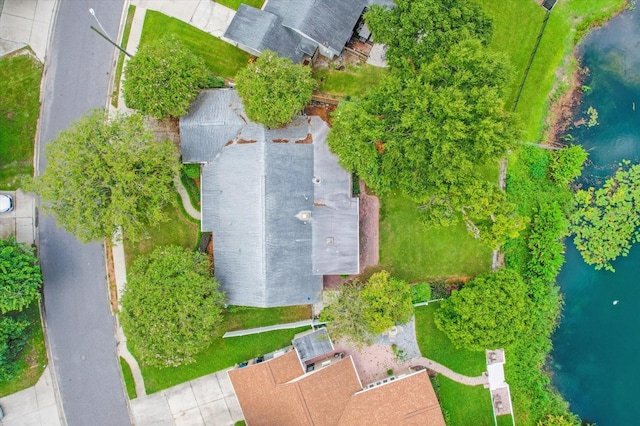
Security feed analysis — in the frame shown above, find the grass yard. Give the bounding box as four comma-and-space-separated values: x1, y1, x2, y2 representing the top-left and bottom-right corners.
415, 304, 486, 376
112, 5, 136, 107
313, 65, 389, 98
119, 357, 137, 399
416, 304, 493, 425
380, 192, 492, 282
0, 52, 42, 190
473, 0, 627, 141
215, 0, 264, 10
138, 325, 310, 393
139, 10, 250, 79
124, 199, 199, 267
436, 376, 494, 426
0, 302, 48, 397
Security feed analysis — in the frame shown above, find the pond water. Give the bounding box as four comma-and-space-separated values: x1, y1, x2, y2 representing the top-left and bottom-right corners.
551, 5, 640, 425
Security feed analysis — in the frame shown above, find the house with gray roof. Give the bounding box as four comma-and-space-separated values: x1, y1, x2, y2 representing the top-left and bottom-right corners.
224, 0, 372, 62
180, 89, 359, 307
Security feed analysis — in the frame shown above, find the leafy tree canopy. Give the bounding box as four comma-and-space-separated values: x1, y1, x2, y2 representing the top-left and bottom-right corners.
123, 35, 208, 119
549, 145, 588, 185
435, 269, 532, 351
0, 237, 42, 314
0, 315, 30, 381
235, 50, 316, 128
329, 39, 522, 245
30, 110, 180, 243
365, 0, 493, 70
121, 246, 225, 368
321, 271, 413, 345
570, 161, 640, 271
361, 271, 413, 334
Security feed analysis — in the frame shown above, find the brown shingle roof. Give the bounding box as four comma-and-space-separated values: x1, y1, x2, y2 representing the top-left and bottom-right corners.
229, 351, 446, 426
338, 371, 446, 426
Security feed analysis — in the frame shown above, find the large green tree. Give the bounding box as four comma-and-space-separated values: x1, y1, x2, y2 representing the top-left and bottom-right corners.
0, 316, 30, 381
365, 0, 493, 70
0, 237, 42, 313
329, 39, 522, 245
30, 110, 180, 243
321, 271, 413, 345
235, 50, 316, 128
123, 35, 208, 119
434, 269, 532, 351
361, 271, 413, 334
121, 246, 225, 368
570, 162, 640, 271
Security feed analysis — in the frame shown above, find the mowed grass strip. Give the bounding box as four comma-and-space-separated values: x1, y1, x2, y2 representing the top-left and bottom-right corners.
139, 10, 250, 79
473, 0, 627, 141
416, 304, 493, 426
216, 0, 264, 10
313, 65, 389, 98
137, 326, 310, 394
119, 357, 138, 399
0, 52, 42, 190
380, 192, 492, 282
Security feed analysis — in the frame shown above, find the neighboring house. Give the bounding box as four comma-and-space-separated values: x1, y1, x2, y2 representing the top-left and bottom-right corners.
180, 89, 359, 307
228, 329, 447, 425
223, 0, 393, 62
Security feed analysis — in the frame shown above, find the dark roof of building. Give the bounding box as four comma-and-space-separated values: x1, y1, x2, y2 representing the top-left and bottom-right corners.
224, 0, 370, 61
293, 329, 334, 362
180, 90, 359, 307
223, 5, 316, 62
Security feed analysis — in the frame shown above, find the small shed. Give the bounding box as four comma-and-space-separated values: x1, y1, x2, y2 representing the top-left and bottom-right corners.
542, 0, 558, 11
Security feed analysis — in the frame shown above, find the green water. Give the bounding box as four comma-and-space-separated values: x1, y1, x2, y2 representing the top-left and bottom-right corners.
551, 6, 640, 425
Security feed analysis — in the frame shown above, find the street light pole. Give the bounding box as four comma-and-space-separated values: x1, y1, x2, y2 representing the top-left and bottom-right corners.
88, 8, 132, 58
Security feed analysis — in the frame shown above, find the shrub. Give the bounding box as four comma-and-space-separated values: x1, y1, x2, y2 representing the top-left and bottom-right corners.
410, 282, 432, 303
182, 163, 201, 179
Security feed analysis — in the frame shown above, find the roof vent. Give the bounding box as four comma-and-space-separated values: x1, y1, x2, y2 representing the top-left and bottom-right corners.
313, 176, 321, 184
326, 237, 334, 246
297, 211, 312, 222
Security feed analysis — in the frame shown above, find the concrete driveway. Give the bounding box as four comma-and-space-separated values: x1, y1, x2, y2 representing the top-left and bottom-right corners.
0, 368, 60, 426
0, 0, 56, 61
0, 190, 35, 244
130, 369, 244, 425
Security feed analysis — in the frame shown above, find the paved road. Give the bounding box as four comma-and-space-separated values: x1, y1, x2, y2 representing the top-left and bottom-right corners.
38, 1, 130, 425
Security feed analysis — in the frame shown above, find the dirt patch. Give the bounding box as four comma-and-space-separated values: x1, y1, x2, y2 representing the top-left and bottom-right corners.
105, 240, 118, 313
305, 101, 337, 124
148, 116, 180, 146
544, 57, 589, 145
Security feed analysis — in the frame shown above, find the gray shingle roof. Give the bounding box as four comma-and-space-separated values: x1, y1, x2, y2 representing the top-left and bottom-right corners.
180, 90, 358, 307
293, 328, 334, 362
265, 0, 367, 58
224, 0, 368, 61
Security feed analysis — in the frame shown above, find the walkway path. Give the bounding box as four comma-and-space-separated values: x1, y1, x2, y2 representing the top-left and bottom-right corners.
130, 0, 235, 38
174, 176, 200, 220
222, 319, 322, 338
411, 357, 489, 386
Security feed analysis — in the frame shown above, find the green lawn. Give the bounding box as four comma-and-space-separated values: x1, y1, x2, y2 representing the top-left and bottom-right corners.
215, 0, 264, 10
436, 376, 494, 426
313, 65, 389, 98
497, 414, 515, 426
0, 52, 42, 190
415, 304, 486, 376
140, 10, 250, 79
124, 199, 199, 267
416, 304, 493, 425
474, 0, 627, 141
119, 357, 137, 399
137, 324, 310, 393
112, 5, 136, 107
0, 302, 48, 397
380, 192, 492, 282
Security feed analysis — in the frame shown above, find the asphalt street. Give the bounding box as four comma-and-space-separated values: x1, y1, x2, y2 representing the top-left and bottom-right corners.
38, 1, 130, 425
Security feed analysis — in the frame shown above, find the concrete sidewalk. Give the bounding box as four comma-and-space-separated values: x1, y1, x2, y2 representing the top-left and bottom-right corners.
0, 0, 57, 61
0, 368, 61, 426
